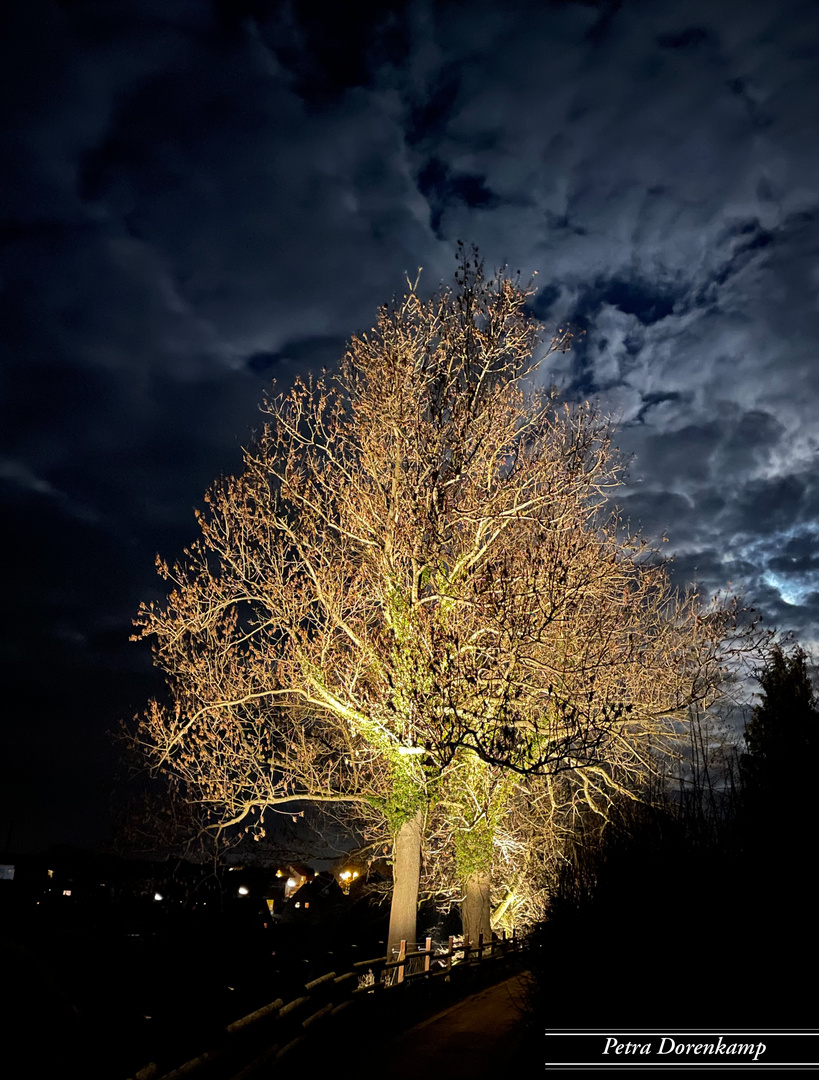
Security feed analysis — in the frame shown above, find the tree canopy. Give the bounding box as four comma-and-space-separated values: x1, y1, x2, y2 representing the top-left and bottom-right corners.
130, 249, 754, 949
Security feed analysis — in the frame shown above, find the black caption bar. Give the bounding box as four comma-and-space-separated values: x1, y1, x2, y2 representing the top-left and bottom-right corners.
543, 1031, 818, 1069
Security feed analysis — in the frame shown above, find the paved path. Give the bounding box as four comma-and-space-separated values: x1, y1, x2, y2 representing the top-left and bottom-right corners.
376, 972, 533, 1079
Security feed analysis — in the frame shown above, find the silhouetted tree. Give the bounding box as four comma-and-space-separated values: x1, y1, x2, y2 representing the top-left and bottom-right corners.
740, 644, 819, 854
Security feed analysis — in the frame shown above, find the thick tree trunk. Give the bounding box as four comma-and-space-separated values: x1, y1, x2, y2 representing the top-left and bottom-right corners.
387, 807, 424, 956
461, 869, 492, 945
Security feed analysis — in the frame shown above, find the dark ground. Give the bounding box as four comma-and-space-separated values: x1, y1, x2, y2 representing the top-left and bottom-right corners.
3, 846, 813, 1079
374, 972, 533, 1080
0, 899, 389, 1079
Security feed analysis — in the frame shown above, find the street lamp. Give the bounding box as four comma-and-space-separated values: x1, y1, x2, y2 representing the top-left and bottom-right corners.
339, 869, 359, 895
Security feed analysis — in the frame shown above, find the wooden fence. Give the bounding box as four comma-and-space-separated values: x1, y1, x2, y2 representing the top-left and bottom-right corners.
127, 930, 521, 1080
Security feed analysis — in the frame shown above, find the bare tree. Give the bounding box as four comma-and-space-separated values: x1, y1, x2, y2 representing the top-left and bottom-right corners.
421, 578, 759, 942
129, 247, 755, 953
436, 562, 751, 930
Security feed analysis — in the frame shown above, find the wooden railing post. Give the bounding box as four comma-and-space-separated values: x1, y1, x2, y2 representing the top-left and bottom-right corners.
127, 925, 524, 1080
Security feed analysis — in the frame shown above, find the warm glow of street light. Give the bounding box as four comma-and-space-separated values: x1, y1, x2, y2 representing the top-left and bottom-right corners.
339, 868, 360, 895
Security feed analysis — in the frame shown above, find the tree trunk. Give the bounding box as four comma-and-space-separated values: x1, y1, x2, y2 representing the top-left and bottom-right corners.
387, 807, 424, 956
461, 869, 492, 945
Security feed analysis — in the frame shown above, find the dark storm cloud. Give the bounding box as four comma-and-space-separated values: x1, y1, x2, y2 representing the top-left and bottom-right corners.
729, 473, 813, 537
616, 489, 700, 547
768, 532, 819, 577
417, 157, 501, 236
3, 0, 819, 848
411, 0, 819, 649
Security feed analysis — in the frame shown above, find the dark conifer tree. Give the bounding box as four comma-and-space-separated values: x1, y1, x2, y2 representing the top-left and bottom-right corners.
741, 645, 819, 831
739, 643, 819, 962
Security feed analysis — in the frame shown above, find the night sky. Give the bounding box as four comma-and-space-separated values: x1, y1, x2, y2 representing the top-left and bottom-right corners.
3, 0, 819, 853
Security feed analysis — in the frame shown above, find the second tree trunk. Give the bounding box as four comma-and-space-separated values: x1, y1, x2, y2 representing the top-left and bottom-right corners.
461, 869, 492, 944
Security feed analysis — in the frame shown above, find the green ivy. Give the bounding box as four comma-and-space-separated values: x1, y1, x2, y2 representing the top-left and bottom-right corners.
383, 755, 427, 832
454, 818, 494, 878
449, 752, 515, 880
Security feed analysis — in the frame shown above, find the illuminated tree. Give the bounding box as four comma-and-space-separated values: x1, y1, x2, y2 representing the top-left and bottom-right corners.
422, 577, 754, 941
130, 247, 751, 953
